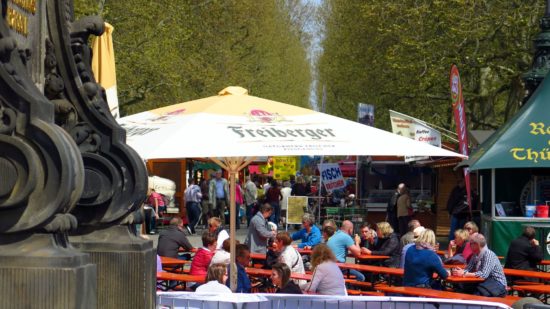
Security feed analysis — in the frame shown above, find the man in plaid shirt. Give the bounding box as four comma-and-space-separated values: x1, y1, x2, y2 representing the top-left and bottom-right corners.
452, 233, 507, 297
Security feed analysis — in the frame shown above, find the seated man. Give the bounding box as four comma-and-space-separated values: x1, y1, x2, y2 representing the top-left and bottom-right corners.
400, 219, 421, 246
452, 233, 507, 297
505, 226, 542, 280
355, 223, 378, 253
325, 220, 365, 282
226, 244, 252, 293
291, 213, 321, 249
157, 217, 194, 259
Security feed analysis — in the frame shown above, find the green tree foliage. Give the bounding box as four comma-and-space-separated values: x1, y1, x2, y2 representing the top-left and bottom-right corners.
318, 0, 545, 132
74, 0, 311, 115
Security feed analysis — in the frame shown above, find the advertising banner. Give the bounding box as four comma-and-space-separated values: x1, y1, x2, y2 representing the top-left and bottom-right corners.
358, 103, 375, 126
390, 110, 441, 162
450, 64, 472, 211
286, 196, 308, 224
273, 156, 296, 180
318, 163, 346, 193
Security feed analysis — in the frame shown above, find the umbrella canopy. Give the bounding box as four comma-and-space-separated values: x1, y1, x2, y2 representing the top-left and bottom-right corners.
468, 73, 550, 170
119, 86, 464, 292
119, 87, 464, 159
91, 22, 120, 119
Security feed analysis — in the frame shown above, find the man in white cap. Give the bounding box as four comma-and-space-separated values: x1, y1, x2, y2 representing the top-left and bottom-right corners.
400, 225, 427, 268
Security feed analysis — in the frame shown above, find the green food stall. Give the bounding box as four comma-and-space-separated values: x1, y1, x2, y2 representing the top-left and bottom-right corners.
466, 73, 550, 259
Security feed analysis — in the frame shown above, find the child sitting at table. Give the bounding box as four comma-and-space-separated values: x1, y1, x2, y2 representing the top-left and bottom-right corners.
190, 231, 217, 277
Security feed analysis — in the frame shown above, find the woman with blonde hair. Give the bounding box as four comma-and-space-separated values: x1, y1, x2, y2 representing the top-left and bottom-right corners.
195, 263, 232, 293
304, 244, 346, 295
445, 229, 473, 264
403, 229, 449, 289
362, 222, 401, 267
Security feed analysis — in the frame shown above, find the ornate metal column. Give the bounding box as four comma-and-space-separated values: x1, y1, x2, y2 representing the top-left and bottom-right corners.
522, 0, 550, 105
44, 0, 153, 308
0, 0, 96, 307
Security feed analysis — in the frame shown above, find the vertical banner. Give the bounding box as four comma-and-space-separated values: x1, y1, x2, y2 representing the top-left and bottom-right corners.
450, 64, 472, 212
318, 163, 346, 193
358, 103, 375, 126
286, 196, 308, 225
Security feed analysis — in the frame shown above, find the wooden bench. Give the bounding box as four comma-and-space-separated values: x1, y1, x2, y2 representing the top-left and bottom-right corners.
347, 289, 384, 296
512, 284, 550, 302
377, 285, 522, 307
504, 268, 550, 281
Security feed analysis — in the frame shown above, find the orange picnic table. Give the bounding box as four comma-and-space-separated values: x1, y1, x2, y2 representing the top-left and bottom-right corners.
376, 286, 521, 306
504, 268, 550, 281
156, 271, 205, 291
245, 267, 312, 281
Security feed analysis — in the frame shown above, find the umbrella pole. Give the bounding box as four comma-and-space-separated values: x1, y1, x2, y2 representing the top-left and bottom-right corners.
210, 156, 256, 292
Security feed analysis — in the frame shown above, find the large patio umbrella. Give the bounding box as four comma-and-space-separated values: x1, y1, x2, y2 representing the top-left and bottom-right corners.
119, 86, 465, 290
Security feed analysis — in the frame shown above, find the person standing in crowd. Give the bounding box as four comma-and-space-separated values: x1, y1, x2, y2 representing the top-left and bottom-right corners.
246, 203, 276, 254
244, 175, 258, 227
157, 217, 194, 259
505, 226, 543, 273
234, 178, 244, 229
209, 170, 229, 225
145, 188, 165, 234
199, 178, 211, 228
280, 181, 292, 225
184, 178, 202, 235
362, 222, 401, 268
400, 219, 421, 246
326, 220, 365, 282
386, 184, 400, 233
227, 244, 252, 293
265, 180, 283, 226
195, 263, 232, 293
396, 184, 412, 236
208, 217, 229, 250
304, 244, 347, 295
292, 213, 322, 249
271, 263, 303, 294
403, 229, 449, 289
189, 232, 217, 277
292, 176, 310, 196
447, 179, 469, 241
452, 233, 507, 297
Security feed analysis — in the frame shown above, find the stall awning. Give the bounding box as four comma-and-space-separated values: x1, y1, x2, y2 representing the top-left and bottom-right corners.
468, 72, 550, 170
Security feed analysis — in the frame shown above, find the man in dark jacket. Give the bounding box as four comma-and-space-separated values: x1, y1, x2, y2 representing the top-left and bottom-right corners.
505, 226, 542, 273
157, 217, 194, 259
447, 179, 468, 241
386, 185, 400, 233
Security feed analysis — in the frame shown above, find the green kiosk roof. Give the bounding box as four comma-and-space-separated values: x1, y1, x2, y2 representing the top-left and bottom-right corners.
469, 73, 550, 170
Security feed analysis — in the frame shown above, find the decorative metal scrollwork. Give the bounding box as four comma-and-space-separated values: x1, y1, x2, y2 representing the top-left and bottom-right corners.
0, 6, 84, 233
46, 0, 148, 227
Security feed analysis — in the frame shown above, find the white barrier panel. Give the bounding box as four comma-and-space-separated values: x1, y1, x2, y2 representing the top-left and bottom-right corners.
157, 292, 512, 309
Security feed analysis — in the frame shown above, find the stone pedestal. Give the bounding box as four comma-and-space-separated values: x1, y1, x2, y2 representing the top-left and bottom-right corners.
70, 225, 155, 309
0, 233, 97, 309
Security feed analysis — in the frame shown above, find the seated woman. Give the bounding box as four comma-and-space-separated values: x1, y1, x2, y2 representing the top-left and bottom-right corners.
210, 238, 236, 265
403, 229, 449, 289
361, 222, 401, 267
190, 232, 217, 276
270, 263, 302, 294
445, 228, 472, 264
195, 263, 232, 293
274, 232, 305, 285
304, 244, 346, 295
